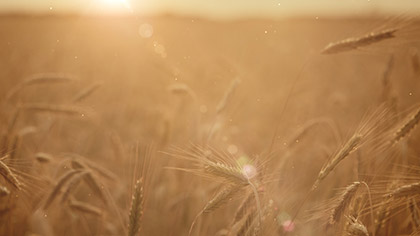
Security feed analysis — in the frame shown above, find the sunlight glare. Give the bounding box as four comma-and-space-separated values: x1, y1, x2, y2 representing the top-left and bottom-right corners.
98, 0, 132, 13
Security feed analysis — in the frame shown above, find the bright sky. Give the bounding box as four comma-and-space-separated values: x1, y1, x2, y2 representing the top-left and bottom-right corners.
1, 0, 420, 19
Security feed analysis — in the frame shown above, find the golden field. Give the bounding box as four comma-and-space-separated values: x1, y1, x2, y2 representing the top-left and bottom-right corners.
0, 14, 420, 236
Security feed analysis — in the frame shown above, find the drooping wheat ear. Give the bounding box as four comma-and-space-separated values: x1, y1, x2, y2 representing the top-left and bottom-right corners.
22, 103, 91, 117
216, 78, 240, 114
167, 83, 191, 95
409, 198, 420, 230
330, 182, 361, 224
0, 156, 21, 190
314, 134, 362, 189
6, 73, 76, 100
386, 182, 420, 199
67, 154, 117, 181
43, 170, 82, 210
322, 28, 397, 54
34, 152, 53, 164
0, 185, 10, 197
167, 83, 197, 101
204, 161, 248, 185
72, 81, 102, 103
69, 200, 103, 216
346, 216, 369, 236
393, 107, 420, 143
128, 179, 144, 236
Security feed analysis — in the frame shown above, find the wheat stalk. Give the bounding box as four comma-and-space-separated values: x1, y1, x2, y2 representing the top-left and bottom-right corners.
232, 190, 254, 226
409, 198, 420, 231
72, 82, 102, 103
69, 200, 103, 216
43, 170, 82, 209
231, 207, 256, 236
216, 79, 240, 114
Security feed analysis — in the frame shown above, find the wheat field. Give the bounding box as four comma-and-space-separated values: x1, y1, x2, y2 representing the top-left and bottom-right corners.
1, 14, 420, 236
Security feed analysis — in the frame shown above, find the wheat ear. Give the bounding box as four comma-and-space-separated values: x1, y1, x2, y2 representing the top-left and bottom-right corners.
0, 156, 21, 190
322, 28, 397, 54
0, 185, 10, 197
189, 185, 242, 236
385, 182, 420, 199
314, 134, 362, 189
393, 107, 420, 143
128, 179, 144, 236
330, 182, 361, 224
346, 216, 369, 236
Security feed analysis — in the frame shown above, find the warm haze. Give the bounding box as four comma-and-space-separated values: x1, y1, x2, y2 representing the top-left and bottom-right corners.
1, 1, 420, 236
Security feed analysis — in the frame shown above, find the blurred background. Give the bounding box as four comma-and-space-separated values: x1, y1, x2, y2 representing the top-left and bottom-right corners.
1, 0, 420, 18
1, 0, 420, 236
